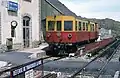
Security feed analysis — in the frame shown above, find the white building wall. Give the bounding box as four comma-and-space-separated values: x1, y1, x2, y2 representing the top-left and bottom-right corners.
20, 0, 40, 47
0, 0, 41, 49
0, 0, 22, 45
20, 0, 40, 41
99, 28, 113, 39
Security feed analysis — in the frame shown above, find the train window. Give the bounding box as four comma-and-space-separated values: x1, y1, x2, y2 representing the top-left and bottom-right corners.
90, 24, 94, 31
57, 21, 61, 31
93, 24, 94, 31
90, 24, 93, 31
79, 22, 81, 31
48, 21, 54, 31
95, 23, 98, 31
64, 21, 73, 31
83, 22, 85, 31
86, 23, 88, 31
75, 21, 77, 31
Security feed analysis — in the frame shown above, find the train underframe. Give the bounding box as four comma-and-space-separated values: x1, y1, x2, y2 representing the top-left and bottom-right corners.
46, 39, 97, 56
46, 43, 77, 56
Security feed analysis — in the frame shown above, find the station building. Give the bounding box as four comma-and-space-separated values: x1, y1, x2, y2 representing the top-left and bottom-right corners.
0, 0, 76, 50
0, 0, 41, 50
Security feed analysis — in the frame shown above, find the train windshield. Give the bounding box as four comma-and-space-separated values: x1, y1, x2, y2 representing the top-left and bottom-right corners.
64, 21, 73, 31
57, 21, 62, 31
48, 21, 54, 31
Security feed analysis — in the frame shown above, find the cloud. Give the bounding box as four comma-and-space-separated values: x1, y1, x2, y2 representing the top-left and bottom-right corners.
59, 0, 120, 21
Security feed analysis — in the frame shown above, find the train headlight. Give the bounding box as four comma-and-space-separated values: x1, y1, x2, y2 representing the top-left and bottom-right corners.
68, 33, 72, 39
47, 33, 51, 38
56, 32, 61, 37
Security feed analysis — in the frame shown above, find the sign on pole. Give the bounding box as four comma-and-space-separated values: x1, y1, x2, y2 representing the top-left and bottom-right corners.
7, 1, 18, 12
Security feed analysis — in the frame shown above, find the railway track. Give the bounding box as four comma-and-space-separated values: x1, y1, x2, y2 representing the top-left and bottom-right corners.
95, 40, 120, 78
30, 38, 116, 78
0, 38, 117, 78
42, 56, 66, 64
41, 39, 117, 78
70, 39, 120, 78
42, 73, 57, 78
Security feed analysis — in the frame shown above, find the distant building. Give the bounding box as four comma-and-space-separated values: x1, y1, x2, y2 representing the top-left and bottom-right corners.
0, 0, 41, 50
99, 28, 113, 39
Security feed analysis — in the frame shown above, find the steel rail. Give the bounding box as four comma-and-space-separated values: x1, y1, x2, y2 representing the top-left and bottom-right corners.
43, 56, 66, 64
95, 42, 120, 78
70, 40, 119, 78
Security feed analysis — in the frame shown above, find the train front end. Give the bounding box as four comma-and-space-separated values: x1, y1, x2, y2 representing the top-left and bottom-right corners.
46, 16, 77, 55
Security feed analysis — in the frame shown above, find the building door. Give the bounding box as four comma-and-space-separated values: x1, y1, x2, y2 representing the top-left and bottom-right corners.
23, 16, 30, 48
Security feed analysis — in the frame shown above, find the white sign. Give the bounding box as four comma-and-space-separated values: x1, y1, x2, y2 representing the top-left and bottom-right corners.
13, 60, 41, 76
25, 69, 34, 78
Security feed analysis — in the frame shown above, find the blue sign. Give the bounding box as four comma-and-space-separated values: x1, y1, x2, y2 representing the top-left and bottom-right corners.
8, 1, 18, 12
12, 60, 41, 76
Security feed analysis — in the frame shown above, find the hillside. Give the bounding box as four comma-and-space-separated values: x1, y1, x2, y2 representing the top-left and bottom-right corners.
89, 18, 120, 36
77, 16, 120, 36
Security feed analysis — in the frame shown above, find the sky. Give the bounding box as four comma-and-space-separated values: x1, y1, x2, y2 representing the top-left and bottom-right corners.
59, 0, 120, 21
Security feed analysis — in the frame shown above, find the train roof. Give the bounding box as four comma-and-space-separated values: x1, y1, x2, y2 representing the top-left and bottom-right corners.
46, 15, 96, 24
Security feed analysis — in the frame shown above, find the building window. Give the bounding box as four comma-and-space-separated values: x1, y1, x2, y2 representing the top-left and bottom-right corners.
57, 21, 61, 31
48, 21, 54, 31
8, 11, 17, 16
23, 16, 30, 26
23, 16, 31, 48
64, 21, 73, 31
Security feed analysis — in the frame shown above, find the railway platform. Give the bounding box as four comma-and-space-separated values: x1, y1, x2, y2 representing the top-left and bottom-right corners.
0, 42, 49, 78
42, 39, 120, 78
17, 42, 49, 58
78, 38, 115, 56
